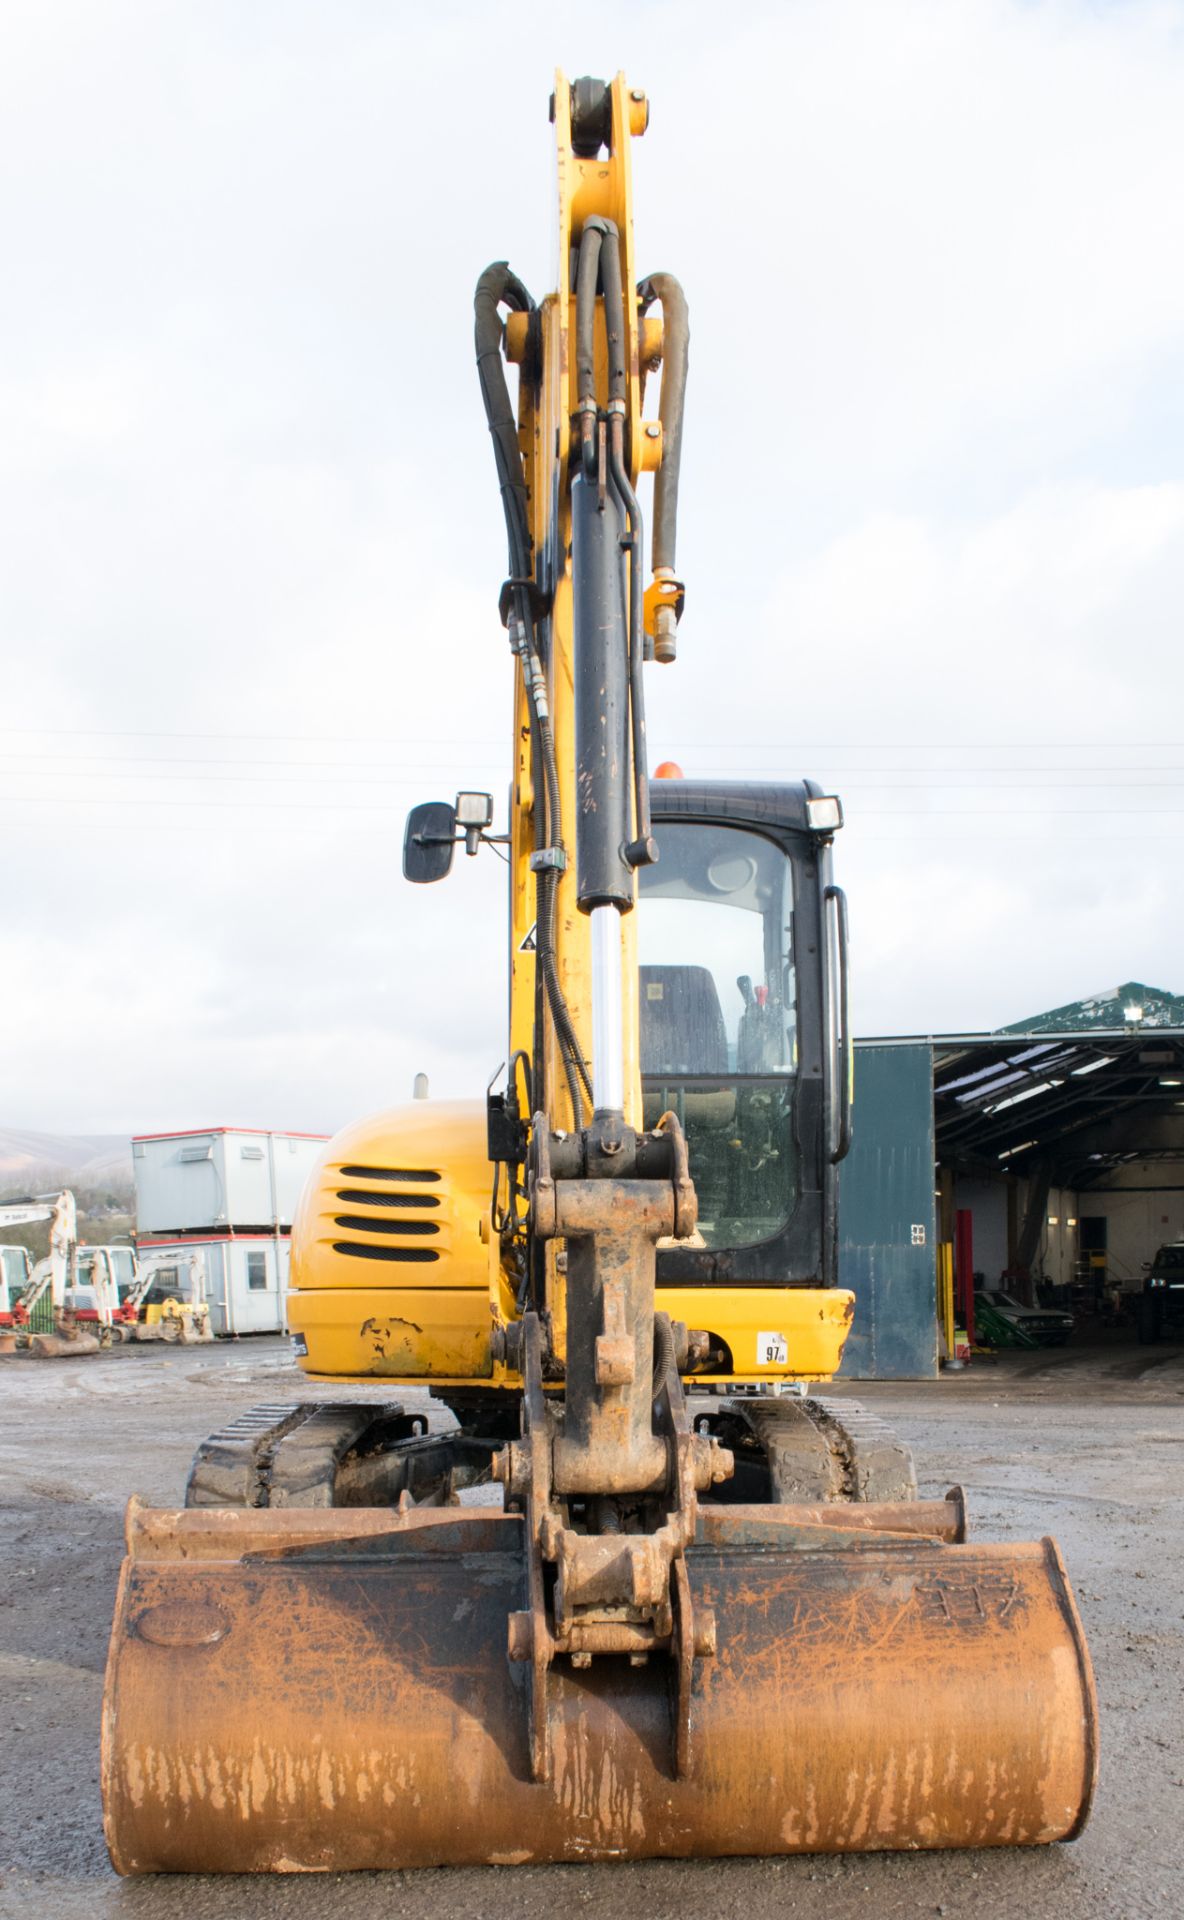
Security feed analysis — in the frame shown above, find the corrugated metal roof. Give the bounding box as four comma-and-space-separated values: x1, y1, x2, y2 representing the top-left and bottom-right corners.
928, 1030, 1184, 1184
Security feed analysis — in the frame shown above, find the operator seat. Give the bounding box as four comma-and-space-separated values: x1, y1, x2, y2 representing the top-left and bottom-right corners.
640, 965, 728, 1075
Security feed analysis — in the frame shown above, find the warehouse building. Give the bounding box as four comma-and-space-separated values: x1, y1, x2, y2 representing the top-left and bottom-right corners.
838, 982, 1184, 1378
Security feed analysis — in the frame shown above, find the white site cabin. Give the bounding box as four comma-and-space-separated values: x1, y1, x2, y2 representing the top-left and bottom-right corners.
133, 1128, 328, 1336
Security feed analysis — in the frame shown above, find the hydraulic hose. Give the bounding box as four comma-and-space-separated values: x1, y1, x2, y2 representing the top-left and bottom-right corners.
599, 230, 655, 866
612, 434, 655, 867
474, 264, 534, 585
637, 273, 689, 576
575, 221, 607, 476
475, 264, 591, 1126
517, 623, 592, 1121
595, 221, 627, 406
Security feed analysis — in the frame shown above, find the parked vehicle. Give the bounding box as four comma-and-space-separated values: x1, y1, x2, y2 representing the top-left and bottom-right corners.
125, 1251, 212, 1342
1136, 1244, 1184, 1344
975, 1287, 1074, 1347
0, 1193, 121, 1347
0, 1244, 33, 1325
0, 1206, 211, 1347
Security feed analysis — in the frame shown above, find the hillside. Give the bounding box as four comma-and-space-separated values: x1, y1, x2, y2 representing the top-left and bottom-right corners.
0, 1127, 133, 1197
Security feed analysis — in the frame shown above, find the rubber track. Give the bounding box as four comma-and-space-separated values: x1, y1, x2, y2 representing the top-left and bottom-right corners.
811, 1397, 918, 1502
733, 1395, 917, 1504
269, 1405, 400, 1509
185, 1396, 915, 1511
184, 1402, 404, 1509
184, 1403, 306, 1508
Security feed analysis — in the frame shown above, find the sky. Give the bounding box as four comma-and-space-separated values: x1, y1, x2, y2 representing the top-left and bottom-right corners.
2, 0, 1183, 1134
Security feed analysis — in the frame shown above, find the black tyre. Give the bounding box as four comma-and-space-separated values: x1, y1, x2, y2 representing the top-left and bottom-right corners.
1137, 1299, 1162, 1345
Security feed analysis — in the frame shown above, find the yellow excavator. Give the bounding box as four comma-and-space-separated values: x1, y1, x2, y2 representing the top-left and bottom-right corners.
102, 73, 1097, 1873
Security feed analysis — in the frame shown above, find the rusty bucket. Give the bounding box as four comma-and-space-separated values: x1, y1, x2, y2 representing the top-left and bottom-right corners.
102, 1498, 1097, 1873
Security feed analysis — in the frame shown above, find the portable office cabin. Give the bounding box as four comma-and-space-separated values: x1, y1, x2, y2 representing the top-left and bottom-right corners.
132, 1129, 328, 1335
133, 1129, 327, 1234
134, 1233, 292, 1337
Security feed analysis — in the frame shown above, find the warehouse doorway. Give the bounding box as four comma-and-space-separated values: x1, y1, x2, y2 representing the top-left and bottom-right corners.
931, 1028, 1184, 1359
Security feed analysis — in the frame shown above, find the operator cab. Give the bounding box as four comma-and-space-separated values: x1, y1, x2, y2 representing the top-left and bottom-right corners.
645, 780, 847, 1289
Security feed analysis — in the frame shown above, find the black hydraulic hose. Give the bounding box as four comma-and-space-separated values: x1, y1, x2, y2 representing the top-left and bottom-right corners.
519, 626, 591, 1121
596, 220, 627, 406
607, 427, 654, 865
637, 273, 689, 575
599, 230, 655, 866
575, 221, 606, 476
509, 1046, 534, 1115
651, 1308, 676, 1397
475, 263, 534, 583
539, 869, 590, 1121
519, 624, 592, 1114
532, 689, 593, 1117
475, 264, 591, 1126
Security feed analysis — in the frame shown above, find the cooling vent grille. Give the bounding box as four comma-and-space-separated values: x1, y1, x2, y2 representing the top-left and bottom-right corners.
333, 1215, 439, 1235
332, 1166, 444, 1263
339, 1165, 440, 1182
335, 1188, 439, 1209
332, 1243, 439, 1263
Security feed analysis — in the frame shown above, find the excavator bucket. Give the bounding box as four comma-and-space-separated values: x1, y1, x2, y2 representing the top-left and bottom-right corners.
102, 1498, 1097, 1873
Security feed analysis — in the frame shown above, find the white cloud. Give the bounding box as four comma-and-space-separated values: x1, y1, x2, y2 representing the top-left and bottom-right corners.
652, 477, 1184, 746
1, 0, 1182, 1131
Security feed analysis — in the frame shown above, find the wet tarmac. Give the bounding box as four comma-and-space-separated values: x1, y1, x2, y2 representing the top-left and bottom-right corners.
1, 1332, 1180, 1918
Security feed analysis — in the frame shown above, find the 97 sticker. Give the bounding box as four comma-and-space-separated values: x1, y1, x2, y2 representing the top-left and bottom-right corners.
758, 1330, 788, 1365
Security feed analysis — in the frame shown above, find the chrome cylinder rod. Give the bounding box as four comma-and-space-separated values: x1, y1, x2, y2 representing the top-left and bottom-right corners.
590, 904, 625, 1114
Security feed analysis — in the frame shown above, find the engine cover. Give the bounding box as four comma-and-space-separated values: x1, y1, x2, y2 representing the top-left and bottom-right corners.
287, 1100, 511, 1380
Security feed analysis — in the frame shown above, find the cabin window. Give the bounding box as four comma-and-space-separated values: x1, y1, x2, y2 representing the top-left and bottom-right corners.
639, 823, 797, 1251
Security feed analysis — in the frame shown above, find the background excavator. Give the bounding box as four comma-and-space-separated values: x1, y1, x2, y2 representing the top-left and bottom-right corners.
102, 73, 1097, 1874
0, 1199, 210, 1351
0, 1191, 120, 1353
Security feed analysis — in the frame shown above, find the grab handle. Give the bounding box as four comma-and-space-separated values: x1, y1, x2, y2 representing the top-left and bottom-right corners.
824, 885, 852, 1164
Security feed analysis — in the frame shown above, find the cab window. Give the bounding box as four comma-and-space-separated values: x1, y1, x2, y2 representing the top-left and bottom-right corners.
639, 823, 797, 1251
2, 1247, 30, 1295
110, 1248, 137, 1294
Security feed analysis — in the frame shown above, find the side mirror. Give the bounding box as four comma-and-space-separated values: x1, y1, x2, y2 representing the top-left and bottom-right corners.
403, 802, 457, 883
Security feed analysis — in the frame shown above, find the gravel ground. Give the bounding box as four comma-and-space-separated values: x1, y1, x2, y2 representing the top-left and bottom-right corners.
1, 1333, 1180, 1919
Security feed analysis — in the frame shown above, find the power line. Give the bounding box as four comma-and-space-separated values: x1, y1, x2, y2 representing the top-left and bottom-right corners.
6, 768, 1184, 794
3, 752, 1184, 777
0, 726, 509, 745
4, 793, 1184, 817
0, 766, 504, 786
2, 726, 1183, 750
5, 814, 1184, 844
0, 751, 505, 771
